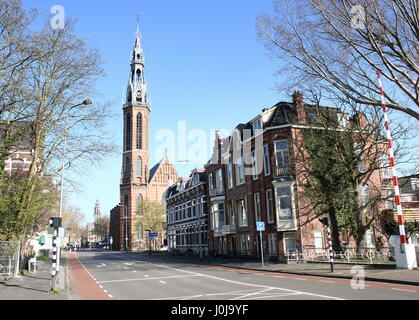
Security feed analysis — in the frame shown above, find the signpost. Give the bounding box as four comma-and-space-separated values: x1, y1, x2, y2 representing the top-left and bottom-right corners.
256, 222, 265, 267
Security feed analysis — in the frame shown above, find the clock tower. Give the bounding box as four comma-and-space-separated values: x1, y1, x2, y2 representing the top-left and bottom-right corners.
119, 24, 178, 251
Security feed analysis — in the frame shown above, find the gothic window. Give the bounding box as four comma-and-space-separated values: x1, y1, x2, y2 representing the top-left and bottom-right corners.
137, 194, 143, 216
125, 157, 131, 179
136, 113, 142, 149
125, 113, 131, 151
128, 91, 132, 103
136, 157, 142, 177
124, 194, 129, 217
136, 69, 141, 84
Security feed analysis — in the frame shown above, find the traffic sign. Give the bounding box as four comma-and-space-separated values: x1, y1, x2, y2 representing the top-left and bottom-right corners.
149, 233, 158, 238
256, 222, 265, 232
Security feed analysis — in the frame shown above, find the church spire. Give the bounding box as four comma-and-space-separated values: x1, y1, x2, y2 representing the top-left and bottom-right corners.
126, 22, 148, 107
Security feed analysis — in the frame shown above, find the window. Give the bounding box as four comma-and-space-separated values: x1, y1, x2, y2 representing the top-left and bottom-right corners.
284, 232, 296, 252
216, 168, 223, 191
276, 186, 293, 220
337, 113, 349, 128
252, 119, 262, 135
235, 158, 245, 185
359, 185, 370, 207
136, 194, 143, 216
254, 193, 261, 222
208, 173, 214, 191
125, 157, 131, 178
136, 157, 142, 177
239, 234, 251, 254
268, 233, 277, 253
252, 151, 258, 180
314, 231, 324, 252
263, 145, 271, 176
227, 163, 233, 189
275, 141, 290, 168
237, 199, 247, 226
211, 202, 225, 229
136, 113, 143, 150
125, 113, 131, 151
11, 159, 24, 170
411, 178, 419, 190
266, 189, 274, 223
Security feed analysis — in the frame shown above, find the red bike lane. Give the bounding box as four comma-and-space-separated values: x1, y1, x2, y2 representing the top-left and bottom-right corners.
67, 252, 113, 300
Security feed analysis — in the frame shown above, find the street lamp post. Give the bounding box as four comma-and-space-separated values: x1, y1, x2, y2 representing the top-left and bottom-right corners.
51, 99, 92, 291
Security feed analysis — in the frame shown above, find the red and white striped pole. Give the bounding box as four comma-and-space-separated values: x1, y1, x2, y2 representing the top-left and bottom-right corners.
376, 70, 406, 245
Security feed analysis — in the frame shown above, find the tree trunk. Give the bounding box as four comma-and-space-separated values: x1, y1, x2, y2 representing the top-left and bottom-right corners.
328, 207, 342, 251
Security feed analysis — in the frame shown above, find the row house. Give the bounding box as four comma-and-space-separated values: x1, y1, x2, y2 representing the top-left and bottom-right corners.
205, 92, 388, 260
165, 169, 208, 256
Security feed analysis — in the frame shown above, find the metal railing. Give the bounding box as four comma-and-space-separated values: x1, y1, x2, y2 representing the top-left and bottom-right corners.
273, 165, 291, 177
0, 241, 20, 279
285, 247, 394, 264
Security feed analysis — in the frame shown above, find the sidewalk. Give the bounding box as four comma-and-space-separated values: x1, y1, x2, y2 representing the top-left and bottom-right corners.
0, 257, 68, 300
133, 252, 419, 286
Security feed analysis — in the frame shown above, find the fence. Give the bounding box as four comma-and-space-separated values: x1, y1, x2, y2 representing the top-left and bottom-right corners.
285, 247, 395, 264
0, 241, 20, 279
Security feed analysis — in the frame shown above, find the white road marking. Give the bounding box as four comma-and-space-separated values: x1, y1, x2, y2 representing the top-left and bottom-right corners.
98, 274, 203, 284
231, 288, 273, 300
246, 293, 303, 300
291, 278, 307, 281
391, 288, 416, 293
159, 281, 166, 284
106, 254, 345, 300
181, 295, 204, 300
318, 280, 335, 283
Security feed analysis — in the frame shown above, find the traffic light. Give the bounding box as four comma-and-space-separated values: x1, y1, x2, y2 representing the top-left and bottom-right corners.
49, 217, 62, 228
319, 217, 329, 226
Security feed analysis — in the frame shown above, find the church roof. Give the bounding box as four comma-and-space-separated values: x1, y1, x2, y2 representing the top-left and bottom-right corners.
148, 155, 176, 183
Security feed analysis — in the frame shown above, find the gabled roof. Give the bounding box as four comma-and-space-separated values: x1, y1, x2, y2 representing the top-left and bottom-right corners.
148, 155, 177, 183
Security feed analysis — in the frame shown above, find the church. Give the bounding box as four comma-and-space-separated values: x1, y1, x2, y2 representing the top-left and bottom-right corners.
112, 24, 178, 251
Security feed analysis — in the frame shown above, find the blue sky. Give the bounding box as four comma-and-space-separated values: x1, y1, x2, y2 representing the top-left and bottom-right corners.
23, 1, 418, 224
24, 0, 284, 223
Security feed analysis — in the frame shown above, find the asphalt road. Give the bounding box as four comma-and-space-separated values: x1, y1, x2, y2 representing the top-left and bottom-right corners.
72, 251, 419, 300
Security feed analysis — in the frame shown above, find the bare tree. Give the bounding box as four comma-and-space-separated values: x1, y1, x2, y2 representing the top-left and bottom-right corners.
257, 0, 419, 120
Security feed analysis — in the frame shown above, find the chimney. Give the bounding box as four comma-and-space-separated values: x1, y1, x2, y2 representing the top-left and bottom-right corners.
292, 91, 306, 123
352, 112, 368, 128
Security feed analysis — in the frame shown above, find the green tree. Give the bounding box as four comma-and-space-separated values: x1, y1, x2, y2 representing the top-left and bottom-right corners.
135, 199, 166, 241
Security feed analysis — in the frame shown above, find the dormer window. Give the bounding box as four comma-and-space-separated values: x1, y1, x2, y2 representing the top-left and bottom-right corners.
252, 119, 262, 135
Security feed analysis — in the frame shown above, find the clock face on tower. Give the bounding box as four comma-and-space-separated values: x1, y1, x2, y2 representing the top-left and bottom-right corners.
136, 90, 143, 100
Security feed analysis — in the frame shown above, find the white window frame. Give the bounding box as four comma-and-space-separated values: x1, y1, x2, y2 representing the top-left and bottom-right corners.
263, 144, 271, 176
274, 140, 290, 168
238, 199, 248, 227
227, 163, 234, 189
235, 158, 245, 185
276, 186, 293, 220
252, 151, 258, 180
254, 193, 261, 222
266, 189, 274, 224
283, 232, 296, 253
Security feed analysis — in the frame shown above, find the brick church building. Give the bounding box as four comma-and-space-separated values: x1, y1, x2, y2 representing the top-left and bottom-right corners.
110, 25, 178, 251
